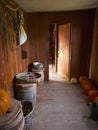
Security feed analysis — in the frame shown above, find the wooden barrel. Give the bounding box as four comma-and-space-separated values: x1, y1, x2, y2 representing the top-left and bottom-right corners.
14, 83, 37, 106
15, 72, 41, 84
0, 98, 24, 130
31, 69, 44, 86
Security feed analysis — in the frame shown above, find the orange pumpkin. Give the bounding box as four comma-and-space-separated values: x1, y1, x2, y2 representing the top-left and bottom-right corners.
82, 79, 93, 88
83, 84, 96, 95
0, 88, 11, 116
88, 90, 98, 102
79, 76, 87, 84
93, 97, 98, 103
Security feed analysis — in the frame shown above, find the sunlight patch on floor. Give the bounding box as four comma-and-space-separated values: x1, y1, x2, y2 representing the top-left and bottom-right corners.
49, 64, 69, 82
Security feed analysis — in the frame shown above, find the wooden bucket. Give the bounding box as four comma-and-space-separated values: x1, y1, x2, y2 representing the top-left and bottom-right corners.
14, 83, 37, 106
0, 98, 24, 130
21, 100, 34, 130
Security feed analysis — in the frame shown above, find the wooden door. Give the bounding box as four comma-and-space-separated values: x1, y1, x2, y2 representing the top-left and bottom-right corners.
57, 23, 71, 79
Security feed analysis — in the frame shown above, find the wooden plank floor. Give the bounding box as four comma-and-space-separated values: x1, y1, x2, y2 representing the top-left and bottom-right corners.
31, 65, 98, 130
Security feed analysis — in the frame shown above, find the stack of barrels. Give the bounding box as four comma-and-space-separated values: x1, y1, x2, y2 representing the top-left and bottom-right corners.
31, 62, 45, 86
14, 62, 44, 129
14, 72, 41, 129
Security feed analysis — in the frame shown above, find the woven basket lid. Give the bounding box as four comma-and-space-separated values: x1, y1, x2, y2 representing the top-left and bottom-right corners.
0, 98, 23, 129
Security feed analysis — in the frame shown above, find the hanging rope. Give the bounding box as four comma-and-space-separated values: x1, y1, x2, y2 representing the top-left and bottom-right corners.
6, 5, 19, 11
5, 0, 24, 25
5, 0, 19, 11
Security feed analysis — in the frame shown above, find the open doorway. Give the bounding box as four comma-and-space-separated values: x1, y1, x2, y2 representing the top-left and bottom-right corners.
49, 23, 71, 81
49, 24, 57, 80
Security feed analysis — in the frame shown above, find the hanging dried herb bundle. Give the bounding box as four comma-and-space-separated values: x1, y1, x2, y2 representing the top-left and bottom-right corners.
0, 4, 9, 62
0, 0, 23, 62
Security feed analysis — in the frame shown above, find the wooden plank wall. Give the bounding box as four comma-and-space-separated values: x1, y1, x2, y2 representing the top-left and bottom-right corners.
0, 32, 29, 97
26, 10, 95, 81
26, 13, 49, 81
0, 7, 29, 97
90, 8, 98, 85
48, 10, 95, 78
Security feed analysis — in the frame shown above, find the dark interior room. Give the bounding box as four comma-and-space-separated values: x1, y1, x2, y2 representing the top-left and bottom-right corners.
0, 0, 98, 130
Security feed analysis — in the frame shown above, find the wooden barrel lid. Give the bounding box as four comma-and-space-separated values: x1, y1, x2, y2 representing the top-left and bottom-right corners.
15, 72, 41, 83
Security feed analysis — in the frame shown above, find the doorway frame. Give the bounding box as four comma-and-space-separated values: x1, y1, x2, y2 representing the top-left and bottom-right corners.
49, 23, 72, 80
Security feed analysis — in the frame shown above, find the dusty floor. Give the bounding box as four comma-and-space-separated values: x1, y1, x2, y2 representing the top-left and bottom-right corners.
31, 65, 98, 130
